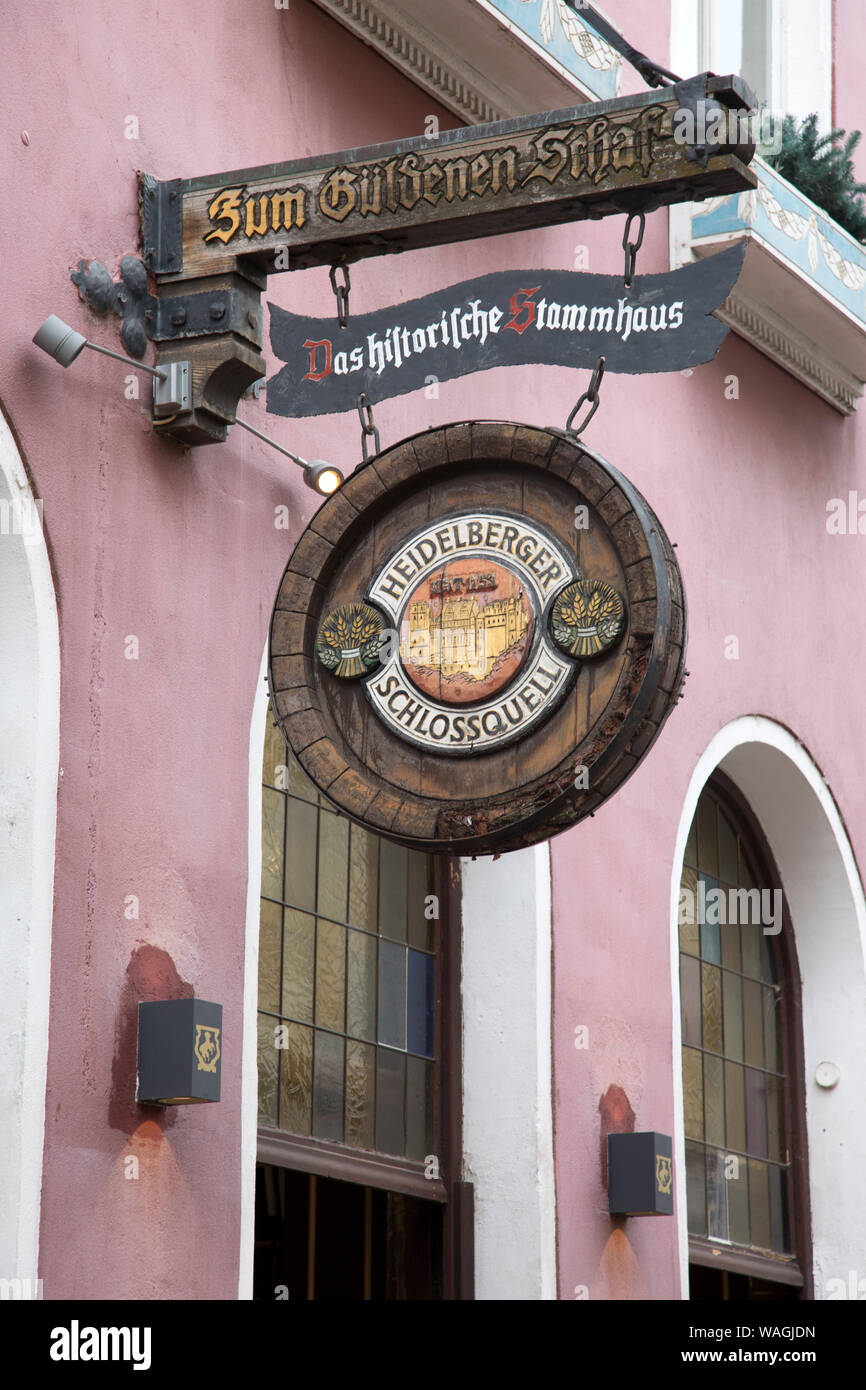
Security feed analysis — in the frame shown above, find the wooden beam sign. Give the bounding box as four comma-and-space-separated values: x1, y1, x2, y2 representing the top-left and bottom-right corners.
141, 74, 756, 278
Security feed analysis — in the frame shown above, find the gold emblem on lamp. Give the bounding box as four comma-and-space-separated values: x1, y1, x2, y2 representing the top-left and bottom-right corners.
655, 1153, 673, 1195
194, 1025, 221, 1074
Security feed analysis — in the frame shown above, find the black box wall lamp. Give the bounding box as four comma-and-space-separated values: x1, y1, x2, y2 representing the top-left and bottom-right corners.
136, 998, 222, 1105
608, 1132, 673, 1215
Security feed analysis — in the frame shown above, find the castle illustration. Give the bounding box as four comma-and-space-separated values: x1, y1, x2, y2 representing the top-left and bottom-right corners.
404, 593, 529, 680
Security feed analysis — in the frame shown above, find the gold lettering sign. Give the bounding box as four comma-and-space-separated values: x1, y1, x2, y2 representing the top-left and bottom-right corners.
161, 80, 756, 277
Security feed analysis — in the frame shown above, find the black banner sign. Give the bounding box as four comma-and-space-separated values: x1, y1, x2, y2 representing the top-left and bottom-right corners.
267, 244, 744, 418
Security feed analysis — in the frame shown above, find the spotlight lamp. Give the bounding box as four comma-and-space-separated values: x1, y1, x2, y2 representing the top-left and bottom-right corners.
32, 314, 190, 416
233, 417, 344, 495
305, 460, 344, 495
32, 317, 343, 495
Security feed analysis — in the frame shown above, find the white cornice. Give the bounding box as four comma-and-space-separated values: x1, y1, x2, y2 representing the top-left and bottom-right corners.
717, 290, 861, 414
308, 0, 604, 124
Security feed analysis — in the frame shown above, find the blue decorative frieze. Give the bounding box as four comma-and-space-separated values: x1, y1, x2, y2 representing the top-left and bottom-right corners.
690, 157, 866, 326
486, 0, 620, 101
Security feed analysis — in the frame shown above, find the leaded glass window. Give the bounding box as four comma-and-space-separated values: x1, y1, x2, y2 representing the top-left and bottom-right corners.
679, 783, 792, 1256
258, 711, 437, 1161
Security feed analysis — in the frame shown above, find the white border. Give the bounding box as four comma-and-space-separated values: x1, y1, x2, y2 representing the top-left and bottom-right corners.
461, 840, 557, 1299
0, 410, 60, 1286
237, 644, 269, 1298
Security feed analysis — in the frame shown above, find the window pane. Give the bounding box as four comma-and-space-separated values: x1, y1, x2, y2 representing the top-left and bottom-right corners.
697, 795, 718, 877
315, 920, 346, 1033
261, 788, 285, 900
348, 824, 379, 933
742, 978, 764, 1068
408, 950, 435, 1058
346, 929, 376, 1042
764, 985, 782, 1072
706, 1146, 729, 1240
378, 940, 407, 1049
285, 797, 317, 911
699, 876, 721, 964
701, 963, 723, 1052
407, 1055, 434, 1162
407, 852, 434, 950
718, 809, 739, 884
704, 1054, 725, 1148
263, 716, 287, 790
318, 810, 349, 922
683, 1046, 704, 1140
721, 904, 741, 972
748, 1158, 772, 1250
258, 898, 282, 1014
288, 754, 319, 803
345, 1040, 375, 1150
728, 1151, 750, 1246
679, 866, 699, 956
313, 1030, 344, 1142
680, 955, 702, 1047
280, 1022, 312, 1136
723, 971, 743, 1062
379, 839, 409, 941
257, 1014, 279, 1126
282, 908, 314, 1024
745, 1066, 768, 1159
376, 1049, 405, 1156
725, 1060, 746, 1154
685, 1141, 707, 1235
766, 1074, 786, 1163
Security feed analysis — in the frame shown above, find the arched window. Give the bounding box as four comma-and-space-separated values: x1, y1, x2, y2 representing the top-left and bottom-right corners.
254, 710, 469, 1299
679, 775, 810, 1298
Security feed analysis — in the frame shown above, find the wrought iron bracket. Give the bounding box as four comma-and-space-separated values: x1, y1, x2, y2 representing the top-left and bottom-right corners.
146, 283, 264, 345
70, 254, 152, 359
672, 73, 756, 170
140, 173, 183, 276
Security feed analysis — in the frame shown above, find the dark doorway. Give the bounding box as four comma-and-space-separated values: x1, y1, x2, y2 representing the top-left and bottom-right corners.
254, 1163, 443, 1300
689, 1263, 800, 1300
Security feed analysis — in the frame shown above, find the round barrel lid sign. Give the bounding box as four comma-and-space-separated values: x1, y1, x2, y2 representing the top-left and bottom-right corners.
269, 422, 686, 855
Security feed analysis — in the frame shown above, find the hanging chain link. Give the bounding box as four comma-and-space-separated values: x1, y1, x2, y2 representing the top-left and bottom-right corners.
622, 211, 646, 288
565, 356, 606, 438
357, 393, 381, 461
329, 260, 351, 329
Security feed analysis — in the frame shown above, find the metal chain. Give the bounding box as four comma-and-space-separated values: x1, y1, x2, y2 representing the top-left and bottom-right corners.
329, 261, 351, 329
622, 211, 645, 288
565, 356, 605, 438
357, 393, 381, 461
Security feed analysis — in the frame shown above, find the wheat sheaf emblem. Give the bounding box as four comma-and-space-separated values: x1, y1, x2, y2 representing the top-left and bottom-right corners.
551, 579, 626, 658
317, 603, 385, 679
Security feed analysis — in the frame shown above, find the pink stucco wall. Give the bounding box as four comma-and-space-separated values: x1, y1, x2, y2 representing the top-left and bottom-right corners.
3, 0, 864, 1298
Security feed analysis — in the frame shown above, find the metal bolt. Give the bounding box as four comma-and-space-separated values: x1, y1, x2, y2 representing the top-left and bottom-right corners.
209, 303, 225, 320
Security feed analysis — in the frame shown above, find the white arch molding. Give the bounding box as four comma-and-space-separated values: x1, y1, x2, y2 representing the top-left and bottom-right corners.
239, 643, 269, 1299
0, 408, 60, 1286
669, 716, 866, 1299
